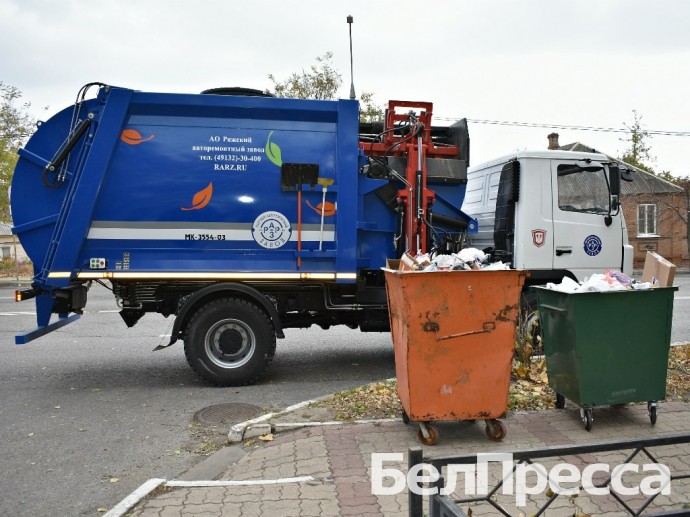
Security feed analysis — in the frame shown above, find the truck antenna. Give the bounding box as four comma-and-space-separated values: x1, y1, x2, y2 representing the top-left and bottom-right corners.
347, 15, 356, 100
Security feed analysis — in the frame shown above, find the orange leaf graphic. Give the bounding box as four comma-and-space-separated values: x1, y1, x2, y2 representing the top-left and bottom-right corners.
121, 128, 155, 145
181, 182, 213, 211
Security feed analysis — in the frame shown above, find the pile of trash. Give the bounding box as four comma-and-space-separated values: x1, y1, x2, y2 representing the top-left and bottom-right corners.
389, 251, 656, 294
545, 270, 653, 293
397, 248, 511, 272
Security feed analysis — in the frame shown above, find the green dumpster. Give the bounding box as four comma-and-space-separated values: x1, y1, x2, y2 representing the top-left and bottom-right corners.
531, 286, 677, 431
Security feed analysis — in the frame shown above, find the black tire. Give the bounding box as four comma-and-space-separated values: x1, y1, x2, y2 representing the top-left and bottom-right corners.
416, 424, 439, 446
184, 298, 276, 386
200, 87, 274, 97
648, 401, 658, 425
485, 419, 507, 442
582, 408, 593, 432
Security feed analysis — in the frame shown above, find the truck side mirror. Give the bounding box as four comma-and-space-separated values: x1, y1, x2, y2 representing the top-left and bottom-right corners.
608, 163, 621, 214
609, 163, 621, 198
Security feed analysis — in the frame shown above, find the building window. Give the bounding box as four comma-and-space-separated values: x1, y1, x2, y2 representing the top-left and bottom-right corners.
637, 204, 657, 236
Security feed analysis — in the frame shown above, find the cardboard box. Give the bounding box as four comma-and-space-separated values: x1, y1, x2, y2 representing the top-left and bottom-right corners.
385, 259, 401, 271
399, 253, 419, 271
641, 251, 676, 286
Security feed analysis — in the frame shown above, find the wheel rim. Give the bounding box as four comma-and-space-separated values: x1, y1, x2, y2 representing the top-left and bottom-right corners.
204, 318, 256, 369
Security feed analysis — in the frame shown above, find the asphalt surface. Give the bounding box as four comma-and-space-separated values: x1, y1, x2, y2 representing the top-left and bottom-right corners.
0, 283, 395, 516
0, 274, 688, 516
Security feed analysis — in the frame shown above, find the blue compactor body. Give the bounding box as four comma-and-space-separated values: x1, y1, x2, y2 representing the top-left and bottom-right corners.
11, 84, 475, 385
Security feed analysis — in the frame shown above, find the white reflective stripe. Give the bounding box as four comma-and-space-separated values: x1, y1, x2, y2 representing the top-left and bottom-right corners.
58, 270, 356, 281
47, 272, 71, 278
86, 227, 335, 241
87, 227, 251, 240
76, 271, 350, 281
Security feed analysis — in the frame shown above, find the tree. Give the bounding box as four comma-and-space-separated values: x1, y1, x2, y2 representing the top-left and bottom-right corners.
0, 82, 37, 221
653, 172, 690, 270
267, 52, 342, 100
619, 109, 655, 173
358, 91, 384, 123
267, 52, 383, 122
619, 110, 690, 269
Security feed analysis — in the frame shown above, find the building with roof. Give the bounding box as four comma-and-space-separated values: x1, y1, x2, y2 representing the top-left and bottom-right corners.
548, 133, 688, 269
0, 222, 28, 262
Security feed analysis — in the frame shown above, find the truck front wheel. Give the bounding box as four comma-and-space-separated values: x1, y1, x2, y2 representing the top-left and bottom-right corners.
184, 298, 276, 386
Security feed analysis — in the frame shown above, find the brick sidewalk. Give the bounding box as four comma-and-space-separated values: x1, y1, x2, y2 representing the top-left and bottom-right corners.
123, 400, 690, 516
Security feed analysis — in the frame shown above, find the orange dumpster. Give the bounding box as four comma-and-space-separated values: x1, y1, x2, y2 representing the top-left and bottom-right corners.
384, 268, 527, 445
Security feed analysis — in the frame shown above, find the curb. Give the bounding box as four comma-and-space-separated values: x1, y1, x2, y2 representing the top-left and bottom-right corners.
226, 398, 315, 443
103, 478, 166, 517
104, 394, 384, 516
227, 393, 398, 442
103, 476, 317, 517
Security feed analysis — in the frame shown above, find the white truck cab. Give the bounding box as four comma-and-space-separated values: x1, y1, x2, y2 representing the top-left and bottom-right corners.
462, 150, 634, 284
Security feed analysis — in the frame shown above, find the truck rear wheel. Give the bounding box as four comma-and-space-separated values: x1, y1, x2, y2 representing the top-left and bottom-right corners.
184, 298, 276, 386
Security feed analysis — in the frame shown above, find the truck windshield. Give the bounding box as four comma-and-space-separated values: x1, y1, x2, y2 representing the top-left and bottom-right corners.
557, 164, 609, 215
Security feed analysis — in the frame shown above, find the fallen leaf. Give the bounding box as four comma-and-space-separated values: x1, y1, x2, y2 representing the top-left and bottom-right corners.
97, 508, 108, 513
259, 434, 274, 442
109, 477, 119, 483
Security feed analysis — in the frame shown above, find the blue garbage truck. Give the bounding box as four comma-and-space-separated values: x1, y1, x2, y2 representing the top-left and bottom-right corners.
11, 83, 475, 385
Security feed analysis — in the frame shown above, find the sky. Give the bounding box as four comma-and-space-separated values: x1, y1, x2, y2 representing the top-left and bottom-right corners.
1, 0, 689, 175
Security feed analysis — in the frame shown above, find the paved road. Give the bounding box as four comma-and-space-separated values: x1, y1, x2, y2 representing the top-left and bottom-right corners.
0, 284, 395, 516
671, 274, 690, 344
0, 275, 688, 516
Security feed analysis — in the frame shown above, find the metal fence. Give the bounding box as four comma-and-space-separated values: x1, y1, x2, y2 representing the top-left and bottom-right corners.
409, 433, 690, 517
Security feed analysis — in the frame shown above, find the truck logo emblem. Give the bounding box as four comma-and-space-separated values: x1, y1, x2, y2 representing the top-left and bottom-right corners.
120, 128, 154, 145
584, 234, 603, 256
532, 229, 546, 247
252, 211, 292, 249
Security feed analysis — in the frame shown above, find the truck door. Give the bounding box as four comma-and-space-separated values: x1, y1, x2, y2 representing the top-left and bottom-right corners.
551, 160, 622, 280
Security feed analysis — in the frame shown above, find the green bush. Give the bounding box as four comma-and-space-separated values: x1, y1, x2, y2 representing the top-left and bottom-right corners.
0, 256, 33, 277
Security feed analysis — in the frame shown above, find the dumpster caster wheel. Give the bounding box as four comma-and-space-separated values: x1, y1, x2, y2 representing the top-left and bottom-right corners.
416, 423, 439, 446
555, 393, 565, 410
485, 419, 506, 442
648, 401, 658, 426
402, 410, 410, 425
580, 408, 593, 431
